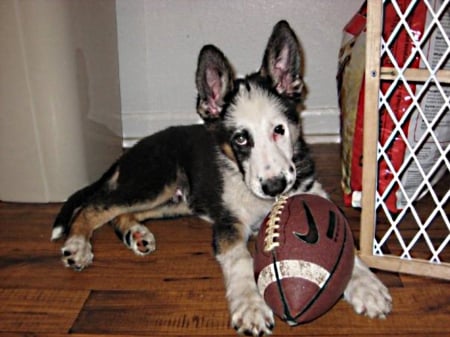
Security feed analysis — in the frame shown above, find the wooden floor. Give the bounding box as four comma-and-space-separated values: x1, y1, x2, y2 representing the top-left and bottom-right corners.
0, 144, 448, 337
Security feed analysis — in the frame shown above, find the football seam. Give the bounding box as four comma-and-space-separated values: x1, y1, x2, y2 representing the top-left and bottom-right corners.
290, 220, 351, 322
263, 195, 288, 252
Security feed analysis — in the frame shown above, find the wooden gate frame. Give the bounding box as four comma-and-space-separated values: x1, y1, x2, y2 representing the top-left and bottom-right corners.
358, 0, 450, 280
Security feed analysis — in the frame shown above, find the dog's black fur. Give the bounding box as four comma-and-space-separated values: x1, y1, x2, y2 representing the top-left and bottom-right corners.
55, 126, 221, 231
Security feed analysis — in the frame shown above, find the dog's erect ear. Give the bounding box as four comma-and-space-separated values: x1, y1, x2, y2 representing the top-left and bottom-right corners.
260, 21, 304, 100
196, 45, 235, 120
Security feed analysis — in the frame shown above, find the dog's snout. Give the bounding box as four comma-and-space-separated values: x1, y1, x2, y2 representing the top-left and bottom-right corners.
261, 176, 287, 197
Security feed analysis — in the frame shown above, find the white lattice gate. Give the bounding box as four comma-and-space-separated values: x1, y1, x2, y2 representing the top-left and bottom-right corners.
360, 0, 450, 279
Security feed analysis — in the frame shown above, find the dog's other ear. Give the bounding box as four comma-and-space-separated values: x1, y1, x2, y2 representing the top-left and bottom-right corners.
260, 20, 304, 100
196, 45, 235, 120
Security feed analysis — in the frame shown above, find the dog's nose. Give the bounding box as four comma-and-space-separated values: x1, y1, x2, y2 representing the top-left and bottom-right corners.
261, 176, 287, 197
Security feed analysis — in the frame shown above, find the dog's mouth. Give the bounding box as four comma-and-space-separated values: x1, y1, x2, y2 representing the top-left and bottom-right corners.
261, 176, 288, 197
249, 173, 296, 199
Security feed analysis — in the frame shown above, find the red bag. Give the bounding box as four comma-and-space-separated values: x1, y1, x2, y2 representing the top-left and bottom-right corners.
338, 0, 448, 212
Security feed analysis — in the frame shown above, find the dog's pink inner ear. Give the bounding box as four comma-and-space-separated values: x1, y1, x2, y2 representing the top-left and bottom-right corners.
206, 68, 220, 93
272, 47, 293, 94
205, 68, 223, 116
206, 97, 220, 117
274, 47, 290, 75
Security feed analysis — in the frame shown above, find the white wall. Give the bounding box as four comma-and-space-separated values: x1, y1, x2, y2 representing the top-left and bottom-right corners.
117, 0, 363, 145
0, 0, 122, 202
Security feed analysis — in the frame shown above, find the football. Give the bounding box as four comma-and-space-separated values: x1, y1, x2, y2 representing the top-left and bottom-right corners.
253, 194, 355, 325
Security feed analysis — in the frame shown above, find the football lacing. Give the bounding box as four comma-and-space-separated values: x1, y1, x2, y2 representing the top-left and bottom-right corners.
263, 195, 288, 252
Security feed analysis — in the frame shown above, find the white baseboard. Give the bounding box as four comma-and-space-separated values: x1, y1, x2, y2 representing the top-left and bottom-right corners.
121, 107, 340, 148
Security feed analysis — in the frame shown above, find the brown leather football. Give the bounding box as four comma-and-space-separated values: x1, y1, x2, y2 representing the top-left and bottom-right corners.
254, 194, 355, 325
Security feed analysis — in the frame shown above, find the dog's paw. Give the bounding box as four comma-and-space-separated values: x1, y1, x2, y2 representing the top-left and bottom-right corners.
61, 236, 93, 271
230, 293, 274, 336
123, 224, 156, 256
344, 263, 392, 319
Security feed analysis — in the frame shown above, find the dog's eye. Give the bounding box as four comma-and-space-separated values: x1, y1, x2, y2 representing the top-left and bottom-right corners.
233, 134, 248, 147
274, 125, 285, 136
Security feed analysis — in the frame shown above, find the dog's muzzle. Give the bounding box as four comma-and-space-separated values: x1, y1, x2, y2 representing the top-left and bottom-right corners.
261, 176, 287, 197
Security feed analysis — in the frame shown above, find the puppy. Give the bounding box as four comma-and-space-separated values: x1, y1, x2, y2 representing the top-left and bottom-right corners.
52, 21, 392, 336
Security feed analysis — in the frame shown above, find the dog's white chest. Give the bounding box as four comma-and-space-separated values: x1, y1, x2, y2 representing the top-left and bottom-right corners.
221, 165, 273, 234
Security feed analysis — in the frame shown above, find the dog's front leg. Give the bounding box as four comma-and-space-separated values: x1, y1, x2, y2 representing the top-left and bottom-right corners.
215, 228, 274, 336
344, 256, 392, 318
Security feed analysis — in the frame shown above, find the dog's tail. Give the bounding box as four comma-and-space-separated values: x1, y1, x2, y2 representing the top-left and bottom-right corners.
50, 162, 119, 241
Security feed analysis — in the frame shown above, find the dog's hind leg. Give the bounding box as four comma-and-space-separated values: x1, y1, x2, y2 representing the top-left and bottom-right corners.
111, 176, 193, 256
111, 213, 156, 256
113, 198, 194, 256
61, 182, 182, 271
51, 163, 120, 241
61, 203, 132, 270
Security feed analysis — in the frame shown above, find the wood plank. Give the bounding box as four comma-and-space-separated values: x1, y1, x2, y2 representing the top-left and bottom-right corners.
360, 254, 450, 280
71, 289, 230, 335
360, 0, 383, 257
380, 67, 450, 83
0, 288, 89, 333
70, 286, 450, 336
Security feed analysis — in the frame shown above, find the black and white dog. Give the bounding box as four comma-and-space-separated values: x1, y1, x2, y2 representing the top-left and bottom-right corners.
52, 21, 391, 336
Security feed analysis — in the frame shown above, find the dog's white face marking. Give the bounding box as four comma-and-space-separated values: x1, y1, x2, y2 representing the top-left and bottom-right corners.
225, 83, 298, 199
